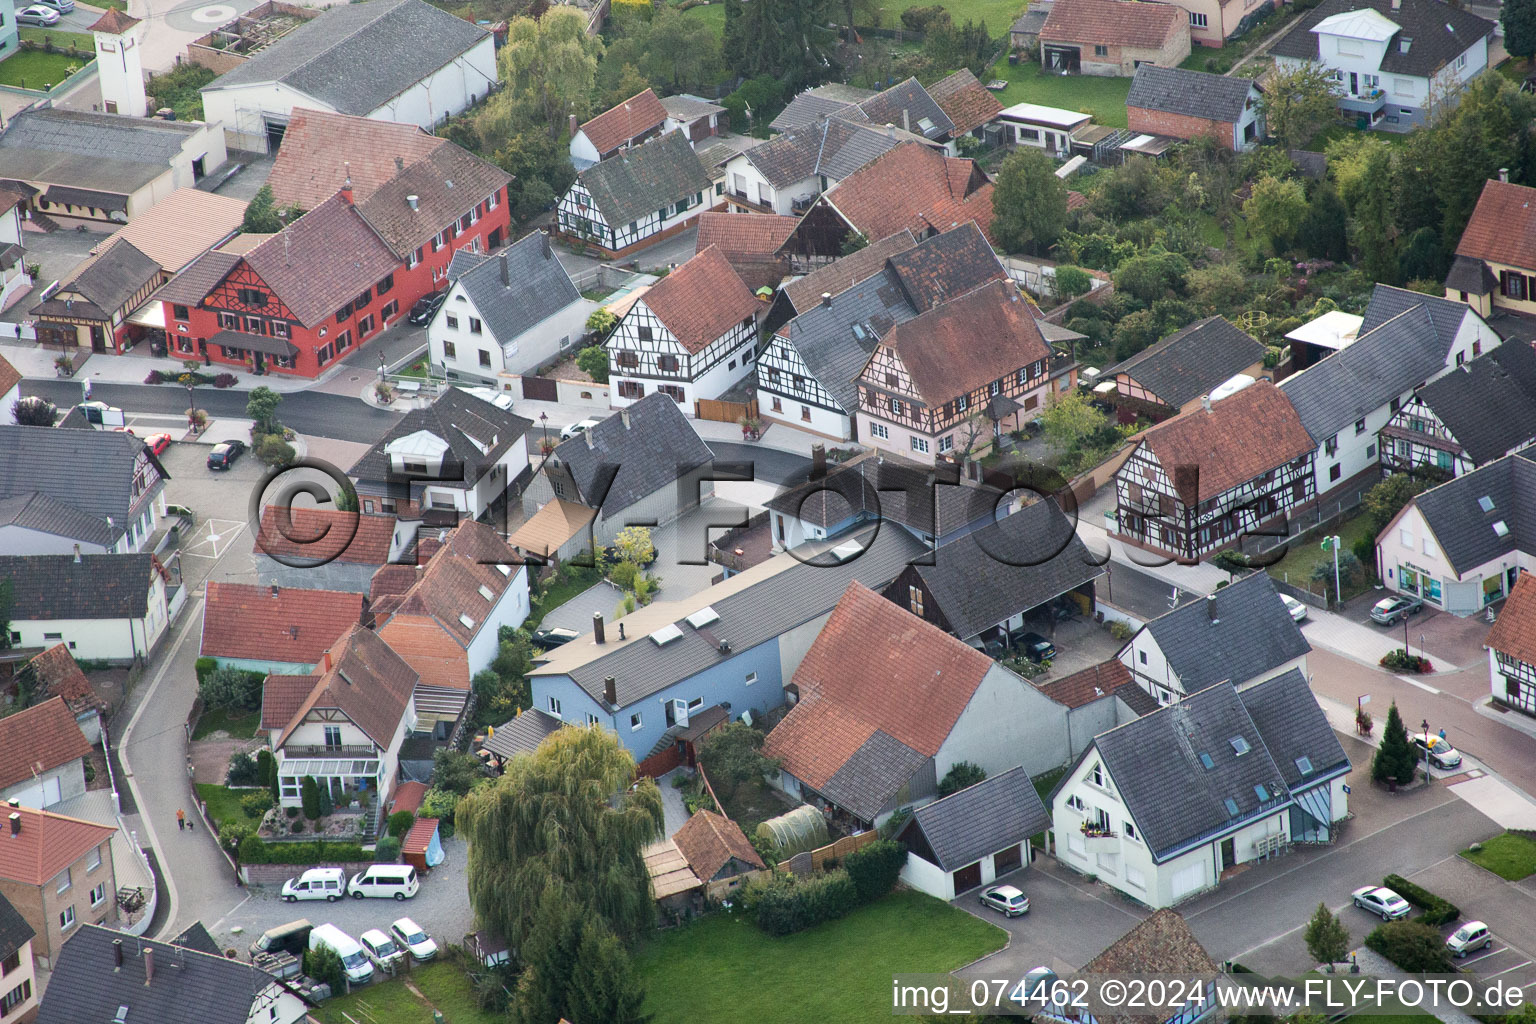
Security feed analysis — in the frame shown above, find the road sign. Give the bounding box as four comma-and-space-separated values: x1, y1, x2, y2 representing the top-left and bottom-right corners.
1359, 695, 1371, 705
1321, 536, 1333, 551
1342, 784, 1351, 794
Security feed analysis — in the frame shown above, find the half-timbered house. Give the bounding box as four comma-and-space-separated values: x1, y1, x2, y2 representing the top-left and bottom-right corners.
606, 245, 762, 411
854, 279, 1052, 463
1113, 382, 1316, 562
556, 131, 714, 258
1378, 341, 1536, 479
1487, 570, 1536, 717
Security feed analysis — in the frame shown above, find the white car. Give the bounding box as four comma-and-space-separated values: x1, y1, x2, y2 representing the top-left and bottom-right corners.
359, 928, 407, 972
560, 417, 601, 440
978, 884, 1030, 917
390, 917, 438, 961
463, 386, 515, 411
1279, 594, 1308, 623
1352, 885, 1411, 920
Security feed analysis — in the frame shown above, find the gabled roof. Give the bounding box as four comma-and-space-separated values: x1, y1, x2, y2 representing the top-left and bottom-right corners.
579, 88, 668, 155
660, 94, 725, 122
1456, 179, 1536, 273
763, 450, 1002, 537
482, 708, 564, 760
507, 497, 596, 561
45, 238, 160, 317
200, 581, 365, 665
1269, 0, 1492, 79
1445, 252, 1498, 295
1085, 910, 1220, 1023
1406, 450, 1536, 575
1103, 315, 1266, 409
1040, 0, 1186, 48
1138, 381, 1314, 503
446, 231, 584, 344
870, 279, 1050, 406
37, 923, 288, 1024
0, 554, 158, 620
1414, 341, 1536, 465
765, 583, 996, 815
1487, 570, 1536, 667
376, 614, 470, 691
90, 188, 247, 273
1127, 64, 1261, 124
778, 266, 919, 416
576, 131, 711, 230
260, 674, 317, 731
899, 766, 1050, 872
348, 386, 531, 486
203, 0, 491, 116
673, 809, 765, 880
240, 195, 399, 328
1237, 668, 1350, 790
744, 116, 912, 189
266, 108, 445, 210
770, 83, 877, 132
824, 142, 995, 244
928, 70, 1004, 136
913, 498, 1103, 641
1137, 572, 1310, 693
151, 248, 244, 308
88, 7, 140, 32
779, 230, 918, 313
550, 392, 714, 517
0, 354, 18, 400
884, 221, 1007, 312
0, 891, 33, 966
254, 507, 397, 566
0, 108, 203, 197
1036, 659, 1140, 710
0, 806, 114, 887
356, 142, 510, 257
25, 644, 103, 717
695, 211, 800, 260
275, 624, 418, 749
0, 490, 123, 548
0, 697, 91, 792
857, 77, 954, 139
381, 521, 524, 649
170, 922, 224, 958
630, 245, 759, 353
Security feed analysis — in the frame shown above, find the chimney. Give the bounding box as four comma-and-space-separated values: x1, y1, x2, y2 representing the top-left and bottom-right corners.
4, 798, 16, 808
7, 813, 17, 837
1207, 593, 1220, 624
406, 194, 419, 211
270, 582, 279, 598
620, 409, 631, 430
322, 648, 333, 672
593, 612, 606, 645
541, 231, 553, 260
820, 291, 832, 307
144, 947, 154, 985
603, 675, 617, 707
1501, 168, 1511, 184
113, 939, 124, 969
568, 113, 579, 137
340, 163, 354, 205
394, 155, 404, 172
618, 622, 626, 641
1201, 393, 1211, 413
885, 123, 895, 138
902, 108, 910, 133
73, 543, 81, 563
811, 443, 826, 479
500, 251, 510, 286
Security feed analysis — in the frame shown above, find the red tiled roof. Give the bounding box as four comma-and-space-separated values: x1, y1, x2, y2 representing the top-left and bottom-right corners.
1040, 0, 1185, 49
672, 809, 764, 881
266, 108, 445, 211
260, 674, 318, 730
695, 212, 800, 259
928, 70, 1004, 135
25, 644, 101, 716
0, 806, 114, 887
275, 625, 418, 750
764, 583, 993, 787
579, 89, 668, 155
780, 230, 918, 312
1456, 179, 1536, 271
825, 143, 996, 244
200, 581, 364, 665
88, 7, 140, 32
0, 354, 17, 403
240, 195, 399, 328
1488, 571, 1536, 666
1067, 190, 1089, 211
391, 780, 428, 814
402, 816, 439, 854
377, 613, 470, 690
385, 521, 524, 648
255, 507, 397, 565
1036, 659, 1133, 708
1137, 381, 1314, 504
634, 245, 760, 353
0, 697, 90, 791
869, 278, 1051, 405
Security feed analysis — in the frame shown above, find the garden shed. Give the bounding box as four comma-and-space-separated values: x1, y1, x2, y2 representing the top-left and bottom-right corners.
402, 817, 444, 873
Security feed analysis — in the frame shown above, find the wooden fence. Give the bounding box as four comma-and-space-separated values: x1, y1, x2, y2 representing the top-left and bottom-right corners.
809, 830, 878, 871
635, 745, 683, 780
696, 397, 757, 424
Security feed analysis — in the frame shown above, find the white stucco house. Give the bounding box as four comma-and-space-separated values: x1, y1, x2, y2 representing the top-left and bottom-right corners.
0, 554, 171, 663
0, 191, 32, 315
895, 766, 1052, 900
0, 698, 91, 810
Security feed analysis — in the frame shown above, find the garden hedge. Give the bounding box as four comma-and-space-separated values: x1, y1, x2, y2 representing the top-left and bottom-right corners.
740, 869, 859, 936
1365, 919, 1454, 973
1383, 873, 1459, 926
843, 839, 906, 903
236, 839, 367, 865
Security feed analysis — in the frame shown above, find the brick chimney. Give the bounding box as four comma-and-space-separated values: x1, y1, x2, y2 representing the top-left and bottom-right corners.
339, 162, 354, 206
593, 611, 606, 644
603, 675, 617, 707
144, 946, 154, 985
811, 443, 826, 479
7, 812, 18, 837
322, 648, 333, 672
568, 113, 579, 137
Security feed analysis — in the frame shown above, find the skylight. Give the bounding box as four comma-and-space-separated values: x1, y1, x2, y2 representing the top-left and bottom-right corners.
1223, 798, 1240, 817
686, 606, 721, 629
830, 540, 864, 562
650, 623, 684, 647
1295, 755, 1314, 775
1479, 495, 1495, 513
477, 585, 494, 601
495, 564, 512, 576
1230, 736, 1251, 756
1494, 520, 1510, 537
1254, 784, 1270, 802
1199, 752, 1215, 770
458, 613, 475, 628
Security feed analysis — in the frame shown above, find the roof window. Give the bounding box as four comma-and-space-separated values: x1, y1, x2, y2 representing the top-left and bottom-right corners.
1494, 520, 1510, 537
685, 606, 720, 629
1254, 784, 1270, 801
1223, 797, 1240, 816
1230, 736, 1251, 756
650, 623, 684, 646
1295, 756, 1313, 775
1479, 495, 1495, 513
458, 613, 476, 628
1199, 752, 1215, 770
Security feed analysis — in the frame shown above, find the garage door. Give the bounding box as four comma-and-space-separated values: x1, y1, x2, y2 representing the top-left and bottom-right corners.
1170, 861, 1205, 900
993, 844, 1023, 876
953, 862, 983, 894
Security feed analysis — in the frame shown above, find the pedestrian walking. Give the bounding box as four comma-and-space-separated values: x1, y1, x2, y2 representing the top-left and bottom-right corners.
177, 808, 185, 831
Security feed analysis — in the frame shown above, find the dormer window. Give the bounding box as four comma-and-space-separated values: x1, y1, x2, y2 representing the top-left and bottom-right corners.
1400, 36, 1412, 53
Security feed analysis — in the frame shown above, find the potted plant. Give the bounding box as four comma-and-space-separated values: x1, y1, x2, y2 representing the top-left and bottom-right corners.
1356, 707, 1373, 737
738, 415, 762, 441
374, 381, 396, 404
54, 354, 73, 377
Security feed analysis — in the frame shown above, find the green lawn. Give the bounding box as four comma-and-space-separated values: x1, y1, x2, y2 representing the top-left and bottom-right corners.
310, 962, 500, 1024
0, 50, 90, 90
18, 28, 95, 50
1265, 512, 1378, 603
680, 1, 724, 34
985, 55, 1131, 127
636, 891, 1006, 1024
192, 708, 260, 741
527, 565, 604, 630
1180, 42, 1243, 74
194, 783, 266, 829
1461, 832, 1536, 881
889, 0, 1024, 27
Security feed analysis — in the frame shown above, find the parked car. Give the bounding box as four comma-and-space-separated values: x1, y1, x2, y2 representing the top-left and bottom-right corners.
560, 417, 602, 440
207, 439, 246, 470
281, 868, 345, 902
978, 884, 1030, 917
248, 919, 312, 958
1351, 885, 1411, 920
463, 386, 515, 411
965, 634, 1007, 659
390, 918, 438, 962
408, 290, 448, 326
1370, 594, 1424, 625
144, 432, 172, 457
1279, 594, 1308, 623
1447, 921, 1492, 957
359, 929, 407, 972
17, 5, 61, 25
532, 625, 581, 650
1412, 734, 1462, 770
1009, 630, 1056, 662
32, 0, 76, 13
348, 864, 420, 900
309, 924, 374, 984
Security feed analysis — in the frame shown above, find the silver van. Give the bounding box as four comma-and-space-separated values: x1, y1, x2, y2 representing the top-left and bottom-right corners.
348, 864, 419, 901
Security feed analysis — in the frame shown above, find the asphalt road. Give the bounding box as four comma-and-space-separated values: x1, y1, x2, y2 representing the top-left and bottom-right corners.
1098, 560, 1206, 621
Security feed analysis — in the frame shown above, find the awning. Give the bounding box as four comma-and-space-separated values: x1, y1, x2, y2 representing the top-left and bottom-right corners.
44, 185, 129, 212
128, 302, 165, 329
412, 683, 469, 719
209, 328, 298, 358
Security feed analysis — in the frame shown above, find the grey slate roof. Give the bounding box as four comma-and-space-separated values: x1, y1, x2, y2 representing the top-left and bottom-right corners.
482, 707, 564, 759
0, 425, 164, 547
37, 923, 289, 1024
1269, 0, 1493, 79
745, 116, 917, 189
1409, 450, 1536, 575
778, 267, 919, 415
1012, 3, 1052, 34
1104, 316, 1266, 410
170, 922, 224, 958
1415, 341, 1536, 465
1445, 253, 1498, 295
576, 131, 711, 229
0, 491, 121, 548
0, 554, 157, 620
59, 239, 161, 315
531, 524, 925, 705
348, 386, 531, 487
857, 77, 955, 139
914, 498, 1104, 641
1237, 669, 1350, 790
901, 765, 1051, 871
0, 890, 34, 965
0, 108, 203, 196
203, 0, 489, 115
819, 729, 929, 822
771, 91, 865, 133
1139, 572, 1310, 692
552, 391, 713, 518
885, 221, 1007, 311
446, 231, 583, 346
1127, 64, 1260, 123
764, 451, 1004, 538
1280, 286, 1469, 442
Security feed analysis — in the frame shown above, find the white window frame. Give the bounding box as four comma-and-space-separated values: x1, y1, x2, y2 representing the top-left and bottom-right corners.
89, 882, 107, 907
548, 696, 562, 717
1189, 11, 1207, 26
869, 422, 889, 440
56, 868, 71, 894
59, 906, 76, 931
630, 712, 643, 731
910, 436, 930, 454
745, 672, 757, 685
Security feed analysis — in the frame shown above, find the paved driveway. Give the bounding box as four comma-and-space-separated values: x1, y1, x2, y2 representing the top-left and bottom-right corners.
1410, 852, 1536, 994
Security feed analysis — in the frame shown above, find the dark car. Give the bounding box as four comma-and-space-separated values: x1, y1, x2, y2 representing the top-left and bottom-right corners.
207, 439, 246, 470
1010, 630, 1056, 662
532, 626, 580, 650
408, 290, 448, 326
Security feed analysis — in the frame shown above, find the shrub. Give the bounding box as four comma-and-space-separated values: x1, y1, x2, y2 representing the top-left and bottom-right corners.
213, 373, 238, 388
144, 371, 165, 384
1108, 620, 1134, 641
609, 559, 639, 590
387, 811, 415, 840
217, 820, 256, 857
901, 3, 949, 31
1380, 648, 1432, 674
1383, 873, 1460, 926
938, 761, 986, 798
1365, 919, 1454, 972
301, 777, 321, 820
843, 839, 906, 903
256, 434, 296, 467
240, 791, 274, 818
286, 805, 300, 819
290, 820, 305, 834
226, 751, 261, 787
741, 869, 860, 936
317, 784, 334, 818
256, 749, 275, 787
419, 787, 460, 833
194, 656, 218, 682
304, 944, 346, 992
575, 344, 609, 383
374, 835, 402, 862
238, 839, 366, 865
238, 835, 268, 864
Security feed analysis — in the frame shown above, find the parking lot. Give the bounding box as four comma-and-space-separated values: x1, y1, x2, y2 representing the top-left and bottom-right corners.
1408, 851, 1536, 995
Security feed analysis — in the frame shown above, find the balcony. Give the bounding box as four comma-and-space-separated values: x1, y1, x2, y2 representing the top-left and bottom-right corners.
1340, 89, 1387, 116
727, 190, 776, 214
285, 744, 377, 757
1080, 821, 1118, 850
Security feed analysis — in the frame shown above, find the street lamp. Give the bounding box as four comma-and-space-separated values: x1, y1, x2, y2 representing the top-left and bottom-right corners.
539, 412, 550, 455
185, 379, 195, 432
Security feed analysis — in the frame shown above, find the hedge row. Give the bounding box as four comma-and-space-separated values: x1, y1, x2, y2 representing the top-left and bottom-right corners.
1383, 873, 1460, 926
1364, 919, 1454, 973
237, 838, 367, 865
739, 839, 907, 936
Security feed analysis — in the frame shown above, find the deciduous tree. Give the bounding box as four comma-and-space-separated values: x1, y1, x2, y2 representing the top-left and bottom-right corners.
699, 721, 780, 800
1304, 902, 1351, 967
938, 761, 986, 797
1245, 174, 1308, 253
1505, 0, 1536, 64
1258, 64, 1341, 151
991, 147, 1068, 255
495, 9, 605, 136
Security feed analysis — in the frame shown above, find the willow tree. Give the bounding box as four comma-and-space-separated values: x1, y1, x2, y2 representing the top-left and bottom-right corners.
460, 725, 663, 948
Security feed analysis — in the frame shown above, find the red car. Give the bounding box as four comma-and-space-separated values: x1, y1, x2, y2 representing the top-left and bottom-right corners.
144, 432, 172, 456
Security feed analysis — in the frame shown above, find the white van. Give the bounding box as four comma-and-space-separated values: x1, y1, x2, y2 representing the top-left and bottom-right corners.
281, 867, 346, 902
309, 923, 374, 984
348, 864, 420, 901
